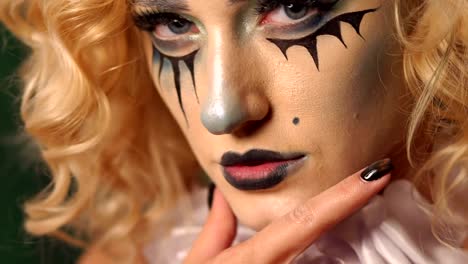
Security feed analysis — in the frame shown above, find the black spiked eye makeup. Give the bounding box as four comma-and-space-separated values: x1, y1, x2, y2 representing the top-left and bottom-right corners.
132, 6, 201, 124
265, 6, 378, 70
153, 46, 199, 124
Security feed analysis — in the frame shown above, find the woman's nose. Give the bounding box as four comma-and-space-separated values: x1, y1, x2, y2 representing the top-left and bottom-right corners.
200, 31, 270, 135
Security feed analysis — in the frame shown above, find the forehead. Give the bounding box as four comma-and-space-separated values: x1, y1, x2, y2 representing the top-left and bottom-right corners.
132, 0, 188, 12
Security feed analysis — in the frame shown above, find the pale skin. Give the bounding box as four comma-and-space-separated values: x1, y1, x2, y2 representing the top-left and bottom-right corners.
80, 0, 467, 262
142, 0, 408, 229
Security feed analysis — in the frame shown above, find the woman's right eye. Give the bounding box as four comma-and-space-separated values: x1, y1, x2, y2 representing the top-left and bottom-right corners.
261, 3, 318, 25
153, 14, 199, 40
257, 0, 339, 27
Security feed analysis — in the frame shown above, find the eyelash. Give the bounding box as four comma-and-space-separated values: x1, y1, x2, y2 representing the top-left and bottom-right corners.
133, 0, 338, 33
255, 0, 337, 14
133, 11, 188, 32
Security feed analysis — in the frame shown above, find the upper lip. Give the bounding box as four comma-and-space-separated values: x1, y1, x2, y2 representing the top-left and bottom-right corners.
220, 149, 306, 167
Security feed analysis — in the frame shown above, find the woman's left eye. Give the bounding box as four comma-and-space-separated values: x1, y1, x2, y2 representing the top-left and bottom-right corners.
154, 16, 199, 40
261, 3, 318, 25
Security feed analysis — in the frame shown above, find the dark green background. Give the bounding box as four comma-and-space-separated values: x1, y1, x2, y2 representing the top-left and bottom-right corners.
1, 25, 80, 263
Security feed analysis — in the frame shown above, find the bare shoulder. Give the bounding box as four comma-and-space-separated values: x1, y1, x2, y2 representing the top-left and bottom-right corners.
78, 245, 147, 264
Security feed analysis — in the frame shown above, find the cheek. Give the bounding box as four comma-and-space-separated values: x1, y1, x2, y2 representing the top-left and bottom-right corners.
299, 16, 396, 136
264, 11, 402, 180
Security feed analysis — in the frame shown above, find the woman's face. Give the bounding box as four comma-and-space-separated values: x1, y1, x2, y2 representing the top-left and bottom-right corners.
135, 0, 407, 229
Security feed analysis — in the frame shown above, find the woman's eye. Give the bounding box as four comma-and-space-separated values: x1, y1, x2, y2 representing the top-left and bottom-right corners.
284, 4, 309, 19
262, 4, 318, 25
154, 17, 199, 40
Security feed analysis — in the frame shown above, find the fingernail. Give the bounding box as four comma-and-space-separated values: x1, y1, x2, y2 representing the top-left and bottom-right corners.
361, 159, 393, 181
207, 182, 216, 209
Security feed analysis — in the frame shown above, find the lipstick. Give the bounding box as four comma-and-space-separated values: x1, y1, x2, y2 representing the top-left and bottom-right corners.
220, 149, 306, 190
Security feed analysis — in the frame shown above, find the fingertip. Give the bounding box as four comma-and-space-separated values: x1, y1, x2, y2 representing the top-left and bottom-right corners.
204, 188, 237, 251
364, 172, 392, 193
186, 187, 237, 263
209, 188, 235, 222
360, 158, 394, 182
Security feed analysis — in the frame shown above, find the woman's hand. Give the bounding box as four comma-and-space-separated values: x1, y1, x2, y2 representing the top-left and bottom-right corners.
184, 160, 393, 264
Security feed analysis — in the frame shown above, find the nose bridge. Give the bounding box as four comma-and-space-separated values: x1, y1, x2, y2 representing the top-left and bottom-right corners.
200, 28, 264, 135
206, 28, 247, 97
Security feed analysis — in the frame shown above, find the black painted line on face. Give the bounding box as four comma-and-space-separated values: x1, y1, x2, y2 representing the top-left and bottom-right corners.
154, 47, 199, 125
267, 8, 378, 71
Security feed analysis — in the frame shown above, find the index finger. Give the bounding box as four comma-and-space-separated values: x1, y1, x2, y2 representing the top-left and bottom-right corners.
245, 159, 393, 263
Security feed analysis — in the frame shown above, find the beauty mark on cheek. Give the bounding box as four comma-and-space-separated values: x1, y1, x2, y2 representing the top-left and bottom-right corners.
293, 117, 300, 125
154, 46, 199, 125
267, 8, 378, 71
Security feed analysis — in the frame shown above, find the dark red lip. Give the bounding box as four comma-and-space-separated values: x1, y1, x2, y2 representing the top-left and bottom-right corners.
220, 149, 306, 190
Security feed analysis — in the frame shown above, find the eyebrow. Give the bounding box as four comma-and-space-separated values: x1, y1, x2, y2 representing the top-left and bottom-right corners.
131, 0, 190, 12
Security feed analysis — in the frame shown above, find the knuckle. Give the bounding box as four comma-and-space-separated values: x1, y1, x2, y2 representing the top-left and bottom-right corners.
335, 180, 354, 196
240, 240, 258, 262
288, 203, 317, 226
212, 250, 232, 264
334, 178, 360, 199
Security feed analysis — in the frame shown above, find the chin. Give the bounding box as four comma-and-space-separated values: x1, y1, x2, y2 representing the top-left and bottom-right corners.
229, 193, 302, 231
236, 211, 274, 231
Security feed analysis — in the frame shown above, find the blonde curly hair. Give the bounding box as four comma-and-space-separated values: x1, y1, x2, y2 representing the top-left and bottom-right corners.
1, 0, 467, 261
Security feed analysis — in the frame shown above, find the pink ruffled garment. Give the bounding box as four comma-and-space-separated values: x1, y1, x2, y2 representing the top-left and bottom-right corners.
143, 180, 468, 263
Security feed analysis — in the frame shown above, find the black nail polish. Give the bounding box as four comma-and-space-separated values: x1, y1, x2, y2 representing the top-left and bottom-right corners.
361, 159, 393, 181
207, 183, 216, 209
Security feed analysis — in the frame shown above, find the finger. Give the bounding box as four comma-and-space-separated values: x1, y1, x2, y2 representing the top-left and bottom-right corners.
247, 159, 393, 263
184, 188, 237, 264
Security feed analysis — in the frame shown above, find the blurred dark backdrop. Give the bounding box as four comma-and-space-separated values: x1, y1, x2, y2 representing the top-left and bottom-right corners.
1, 25, 80, 263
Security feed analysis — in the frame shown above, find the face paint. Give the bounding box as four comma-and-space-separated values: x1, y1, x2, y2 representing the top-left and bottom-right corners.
201, 91, 249, 135
132, 6, 200, 124
140, 0, 408, 232
153, 46, 199, 124
267, 8, 378, 70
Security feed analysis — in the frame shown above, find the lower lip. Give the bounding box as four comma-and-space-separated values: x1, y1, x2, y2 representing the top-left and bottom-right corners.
222, 157, 306, 191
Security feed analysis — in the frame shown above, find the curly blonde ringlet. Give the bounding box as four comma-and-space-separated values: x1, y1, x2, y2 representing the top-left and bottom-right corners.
0, 0, 199, 261
395, 0, 468, 244
0, 0, 466, 262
